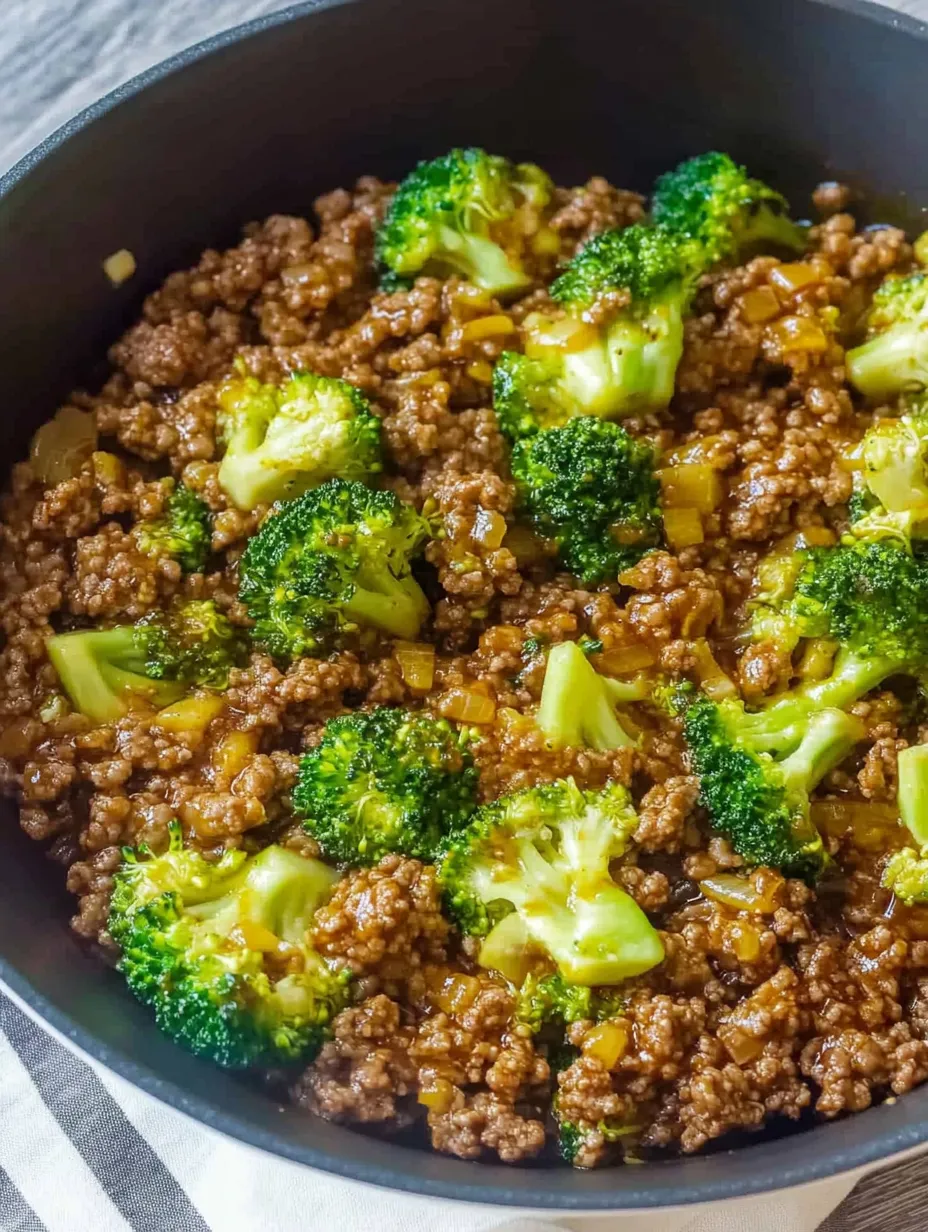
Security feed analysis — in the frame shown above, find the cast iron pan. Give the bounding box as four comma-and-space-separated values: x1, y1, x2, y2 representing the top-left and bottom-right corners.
2, 0, 928, 1209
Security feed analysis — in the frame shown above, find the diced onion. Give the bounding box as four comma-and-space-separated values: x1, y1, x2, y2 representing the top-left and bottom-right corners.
437, 973, 480, 1017
810, 799, 900, 852
701, 874, 780, 913
739, 286, 781, 324
730, 922, 762, 962
439, 687, 496, 724
718, 1023, 764, 1065
466, 360, 494, 384
595, 644, 656, 676
525, 315, 599, 354
502, 524, 548, 565
583, 1022, 628, 1069
797, 638, 839, 681
29, 406, 98, 486
213, 729, 260, 779
459, 314, 515, 342
471, 507, 507, 549
102, 248, 137, 286
662, 507, 704, 550
658, 464, 723, 514
766, 315, 828, 353
661, 434, 727, 468
154, 695, 226, 735
769, 262, 822, 296
394, 641, 436, 693
418, 1078, 456, 1112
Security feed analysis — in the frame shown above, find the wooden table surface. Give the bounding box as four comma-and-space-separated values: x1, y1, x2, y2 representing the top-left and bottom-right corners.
1, 1, 927, 1227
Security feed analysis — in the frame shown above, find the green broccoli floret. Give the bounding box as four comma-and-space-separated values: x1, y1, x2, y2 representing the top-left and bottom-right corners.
238, 479, 431, 660
134, 483, 211, 573
216, 369, 382, 510
109, 825, 349, 1069
375, 148, 555, 296
510, 416, 662, 582
514, 970, 626, 1034
134, 599, 248, 689
493, 223, 697, 438
883, 848, 928, 904
554, 1100, 638, 1167
292, 706, 478, 865
47, 600, 245, 723
536, 641, 647, 751
439, 777, 665, 985
683, 694, 863, 878
651, 151, 808, 265
846, 407, 928, 543
847, 272, 928, 399
880, 744, 928, 903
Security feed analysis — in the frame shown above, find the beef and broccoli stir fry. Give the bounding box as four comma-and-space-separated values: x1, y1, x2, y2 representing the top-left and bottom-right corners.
4, 148, 928, 1169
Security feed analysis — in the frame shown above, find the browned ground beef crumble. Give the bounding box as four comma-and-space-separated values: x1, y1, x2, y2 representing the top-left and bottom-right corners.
3, 170, 928, 1170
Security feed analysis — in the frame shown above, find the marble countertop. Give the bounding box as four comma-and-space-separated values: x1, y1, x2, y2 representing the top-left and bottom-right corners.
1, 2, 927, 1229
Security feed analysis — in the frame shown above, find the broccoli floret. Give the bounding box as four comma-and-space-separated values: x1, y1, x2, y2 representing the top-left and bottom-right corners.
109, 825, 349, 1068
536, 641, 647, 751
651, 151, 808, 266
47, 600, 244, 723
216, 369, 382, 510
847, 408, 928, 543
292, 706, 478, 865
510, 416, 662, 582
493, 223, 696, 438
683, 694, 863, 878
514, 970, 626, 1034
134, 483, 211, 573
751, 538, 928, 715
555, 1101, 638, 1167
884, 847, 928, 904
439, 778, 665, 985
238, 479, 431, 660
134, 600, 248, 689
847, 273, 928, 399
375, 148, 555, 296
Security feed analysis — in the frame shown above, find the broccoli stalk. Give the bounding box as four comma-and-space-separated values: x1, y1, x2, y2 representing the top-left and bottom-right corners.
651, 151, 808, 265
536, 641, 645, 751
216, 369, 382, 510
880, 745, 928, 904
134, 483, 211, 573
510, 416, 662, 583
439, 778, 665, 985
46, 627, 185, 724
109, 825, 349, 1069
292, 706, 478, 865
847, 273, 928, 399
493, 224, 696, 437
47, 600, 245, 723
238, 479, 431, 660
684, 694, 863, 878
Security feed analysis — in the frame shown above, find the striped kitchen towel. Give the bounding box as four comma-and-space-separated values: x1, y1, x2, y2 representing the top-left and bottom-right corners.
0, 984, 867, 1232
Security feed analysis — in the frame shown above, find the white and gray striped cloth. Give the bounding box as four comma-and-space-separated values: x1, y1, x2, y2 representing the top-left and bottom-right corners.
0, 982, 893, 1232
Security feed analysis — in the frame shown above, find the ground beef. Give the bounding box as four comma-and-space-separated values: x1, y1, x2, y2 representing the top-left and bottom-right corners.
312, 855, 449, 991
3, 166, 927, 1174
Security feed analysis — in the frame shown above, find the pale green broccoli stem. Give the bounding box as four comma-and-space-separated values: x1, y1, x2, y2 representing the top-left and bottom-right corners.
897, 744, 928, 848
777, 708, 864, 798
741, 208, 809, 255
757, 649, 902, 728
847, 324, 928, 400
342, 566, 430, 640
436, 225, 530, 295
603, 290, 686, 413
47, 628, 183, 724
537, 641, 641, 750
